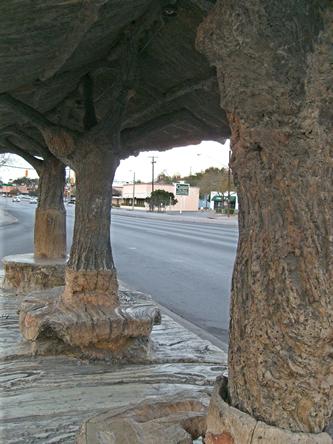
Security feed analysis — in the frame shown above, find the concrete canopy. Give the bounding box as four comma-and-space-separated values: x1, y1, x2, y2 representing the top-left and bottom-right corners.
0, 0, 229, 159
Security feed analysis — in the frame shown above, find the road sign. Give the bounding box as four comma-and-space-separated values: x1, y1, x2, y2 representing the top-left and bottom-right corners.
175, 183, 190, 196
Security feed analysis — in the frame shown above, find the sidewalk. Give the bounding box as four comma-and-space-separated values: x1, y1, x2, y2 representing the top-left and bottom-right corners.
0, 272, 227, 443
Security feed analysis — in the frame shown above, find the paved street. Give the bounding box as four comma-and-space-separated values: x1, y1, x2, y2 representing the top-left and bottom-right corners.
0, 200, 238, 345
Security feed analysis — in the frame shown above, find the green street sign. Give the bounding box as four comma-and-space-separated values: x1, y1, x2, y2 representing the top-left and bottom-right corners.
175, 183, 190, 196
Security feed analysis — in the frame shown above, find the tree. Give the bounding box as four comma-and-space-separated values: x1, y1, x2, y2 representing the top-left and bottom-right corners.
147, 189, 177, 212
183, 167, 234, 197
15, 176, 39, 188
156, 171, 173, 184
200, 167, 227, 194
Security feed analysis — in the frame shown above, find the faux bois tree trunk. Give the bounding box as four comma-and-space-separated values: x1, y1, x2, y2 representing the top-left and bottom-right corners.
35, 155, 66, 259
197, 0, 333, 434
62, 147, 120, 307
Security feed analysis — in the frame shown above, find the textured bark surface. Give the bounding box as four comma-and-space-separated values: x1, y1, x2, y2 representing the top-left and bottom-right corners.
68, 149, 118, 271
63, 148, 120, 306
2, 253, 66, 293
34, 156, 66, 258
0, 2, 229, 153
34, 209, 66, 258
19, 287, 160, 361
61, 268, 119, 308
197, 0, 333, 434
205, 378, 332, 444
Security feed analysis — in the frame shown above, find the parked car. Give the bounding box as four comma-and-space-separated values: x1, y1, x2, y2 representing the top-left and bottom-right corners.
29, 198, 38, 204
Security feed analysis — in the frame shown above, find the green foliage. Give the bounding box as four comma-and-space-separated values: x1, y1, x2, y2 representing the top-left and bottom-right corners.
183, 167, 233, 196
154, 167, 234, 199
15, 176, 39, 188
156, 172, 174, 184
147, 189, 177, 212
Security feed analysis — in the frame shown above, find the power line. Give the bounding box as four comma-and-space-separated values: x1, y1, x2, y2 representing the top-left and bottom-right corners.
0, 164, 35, 170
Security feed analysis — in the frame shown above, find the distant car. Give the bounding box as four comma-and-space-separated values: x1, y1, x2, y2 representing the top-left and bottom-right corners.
67, 198, 76, 205
29, 198, 38, 204
12, 197, 20, 202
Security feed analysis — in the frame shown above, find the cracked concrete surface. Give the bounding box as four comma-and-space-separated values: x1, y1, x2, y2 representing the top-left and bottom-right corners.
0, 276, 227, 443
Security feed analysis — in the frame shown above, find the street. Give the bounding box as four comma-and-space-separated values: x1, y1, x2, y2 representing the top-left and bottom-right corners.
0, 200, 238, 345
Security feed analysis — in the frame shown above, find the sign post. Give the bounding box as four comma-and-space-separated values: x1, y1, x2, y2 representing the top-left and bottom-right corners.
175, 183, 190, 214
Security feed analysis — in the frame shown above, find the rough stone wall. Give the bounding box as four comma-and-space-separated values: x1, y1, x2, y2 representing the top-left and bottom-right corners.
197, 0, 333, 433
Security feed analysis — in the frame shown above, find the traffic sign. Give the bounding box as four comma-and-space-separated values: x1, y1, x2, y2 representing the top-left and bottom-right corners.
175, 183, 190, 196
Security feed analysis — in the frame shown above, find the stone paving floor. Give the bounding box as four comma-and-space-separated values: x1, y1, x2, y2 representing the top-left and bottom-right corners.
0, 275, 227, 443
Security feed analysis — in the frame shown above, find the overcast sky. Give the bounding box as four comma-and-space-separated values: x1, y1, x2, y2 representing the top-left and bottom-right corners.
0, 140, 230, 184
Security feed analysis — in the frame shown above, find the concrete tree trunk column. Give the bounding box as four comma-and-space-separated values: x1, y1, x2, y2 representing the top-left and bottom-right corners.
61, 149, 120, 308
197, 0, 333, 435
3, 154, 67, 292
35, 156, 66, 258
19, 146, 160, 360
227, 118, 332, 433
3, 36, 161, 359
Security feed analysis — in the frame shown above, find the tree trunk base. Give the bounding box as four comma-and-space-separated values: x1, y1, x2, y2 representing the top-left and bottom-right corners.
19, 286, 160, 362
2, 253, 67, 293
34, 208, 66, 259
61, 268, 119, 308
205, 377, 332, 444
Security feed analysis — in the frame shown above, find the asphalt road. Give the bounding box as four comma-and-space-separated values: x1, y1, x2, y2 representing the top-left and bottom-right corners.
0, 199, 238, 345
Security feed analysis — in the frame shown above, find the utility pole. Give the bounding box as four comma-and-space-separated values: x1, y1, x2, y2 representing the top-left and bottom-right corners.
149, 156, 157, 194
132, 171, 135, 211
227, 149, 231, 218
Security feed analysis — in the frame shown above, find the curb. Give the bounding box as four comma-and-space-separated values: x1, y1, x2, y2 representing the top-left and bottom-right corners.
119, 280, 229, 354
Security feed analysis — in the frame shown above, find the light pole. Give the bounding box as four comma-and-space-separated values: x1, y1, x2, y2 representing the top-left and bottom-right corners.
148, 156, 157, 212
227, 149, 231, 218
132, 171, 135, 211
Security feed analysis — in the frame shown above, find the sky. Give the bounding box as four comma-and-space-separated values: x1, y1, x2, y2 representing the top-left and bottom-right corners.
0, 140, 230, 184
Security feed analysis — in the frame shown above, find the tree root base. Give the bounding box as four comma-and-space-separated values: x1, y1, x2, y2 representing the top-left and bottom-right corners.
205, 377, 332, 444
19, 287, 161, 362
2, 253, 66, 293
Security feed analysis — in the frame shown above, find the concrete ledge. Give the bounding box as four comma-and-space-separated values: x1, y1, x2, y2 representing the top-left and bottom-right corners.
0, 280, 226, 443
77, 394, 209, 443
2, 253, 67, 293
205, 377, 332, 444
19, 286, 161, 362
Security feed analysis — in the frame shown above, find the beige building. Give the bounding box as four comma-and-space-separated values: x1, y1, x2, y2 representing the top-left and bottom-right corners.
121, 183, 200, 212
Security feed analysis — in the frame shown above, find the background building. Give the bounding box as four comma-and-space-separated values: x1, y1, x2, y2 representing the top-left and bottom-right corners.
209, 191, 238, 213
121, 183, 200, 211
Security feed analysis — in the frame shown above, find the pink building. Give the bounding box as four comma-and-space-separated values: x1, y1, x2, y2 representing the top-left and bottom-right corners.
121, 183, 200, 212
0, 184, 30, 195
